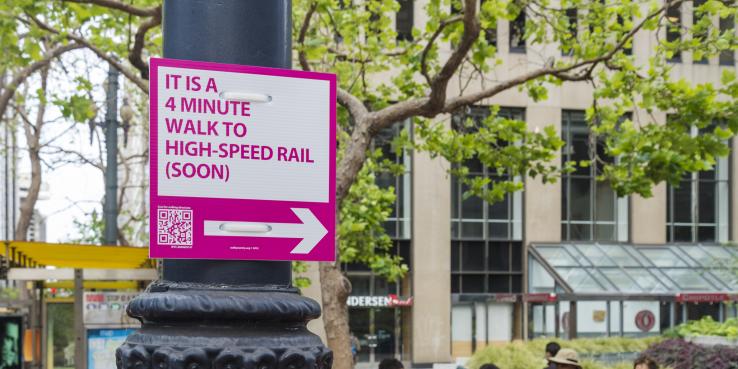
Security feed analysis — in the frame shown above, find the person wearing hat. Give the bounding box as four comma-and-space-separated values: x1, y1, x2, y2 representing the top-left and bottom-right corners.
543, 341, 561, 369
547, 348, 582, 369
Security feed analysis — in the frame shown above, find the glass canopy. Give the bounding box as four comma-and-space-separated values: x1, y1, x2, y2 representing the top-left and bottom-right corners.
530, 243, 738, 294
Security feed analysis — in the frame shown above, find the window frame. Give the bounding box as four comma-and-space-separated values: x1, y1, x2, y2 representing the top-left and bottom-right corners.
666, 126, 731, 243
560, 110, 629, 242
450, 106, 525, 295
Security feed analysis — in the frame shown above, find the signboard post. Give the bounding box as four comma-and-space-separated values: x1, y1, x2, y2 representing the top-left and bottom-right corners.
149, 58, 336, 261
117, 2, 333, 369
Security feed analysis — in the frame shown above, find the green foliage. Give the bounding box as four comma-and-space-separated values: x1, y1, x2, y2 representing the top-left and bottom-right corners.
338, 147, 408, 281
0, 288, 19, 300
415, 107, 566, 204
67, 209, 105, 245
293, 261, 312, 289
671, 316, 738, 338
468, 337, 663, 369
54, 94, 96, 123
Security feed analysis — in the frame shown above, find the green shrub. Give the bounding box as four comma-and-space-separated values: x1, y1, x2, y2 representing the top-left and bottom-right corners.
673, 316, 738, 338
467, 337, 663, 369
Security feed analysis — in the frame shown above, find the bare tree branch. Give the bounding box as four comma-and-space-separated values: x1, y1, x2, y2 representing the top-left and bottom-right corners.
61, 0, 159, 17
425, 0, 480, 112
298, 1, 319, 72
420, 14, 463, 85
28, 14, 149, 93
337, 88, 368, 122
442, 0, 671, 112
0, 43, 82, 125
44, 145, 105, 171
129, 7, 161, 80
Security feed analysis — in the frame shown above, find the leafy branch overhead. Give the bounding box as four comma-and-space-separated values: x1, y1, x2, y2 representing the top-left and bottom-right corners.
294, 0, 738, 200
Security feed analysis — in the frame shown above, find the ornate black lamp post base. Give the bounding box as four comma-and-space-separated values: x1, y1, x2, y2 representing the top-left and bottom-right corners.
116, 281, 332, 369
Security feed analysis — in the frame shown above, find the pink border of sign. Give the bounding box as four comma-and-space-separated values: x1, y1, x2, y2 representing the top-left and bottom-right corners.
149, 57, 336, 261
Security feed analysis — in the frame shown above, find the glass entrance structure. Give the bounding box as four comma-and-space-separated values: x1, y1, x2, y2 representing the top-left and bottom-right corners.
528, 243, 738, 339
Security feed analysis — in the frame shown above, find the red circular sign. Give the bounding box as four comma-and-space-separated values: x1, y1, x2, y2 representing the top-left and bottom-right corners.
635, 310, 655, 332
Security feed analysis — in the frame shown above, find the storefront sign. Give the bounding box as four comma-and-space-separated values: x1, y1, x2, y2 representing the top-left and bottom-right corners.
149, 58, 336, 261
83, 292, 139, 327
523, 293, 557, 303
635, 310, 656, 332
490, 293, 518, 303
676, 293, 727, 303
347, 294, 413, 308
87, 328, 137, 369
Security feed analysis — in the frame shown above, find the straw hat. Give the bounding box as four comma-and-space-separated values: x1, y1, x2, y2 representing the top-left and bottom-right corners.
547, 348, 582, 368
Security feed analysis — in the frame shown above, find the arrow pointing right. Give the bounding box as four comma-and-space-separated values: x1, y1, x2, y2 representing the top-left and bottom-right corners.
203, 208, 328, 255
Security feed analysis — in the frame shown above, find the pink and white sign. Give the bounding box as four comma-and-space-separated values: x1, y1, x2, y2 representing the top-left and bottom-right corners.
149, 58, 336, 261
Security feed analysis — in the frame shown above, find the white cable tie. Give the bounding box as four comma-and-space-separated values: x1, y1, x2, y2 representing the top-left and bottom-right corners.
219, 91, 272, 103
218, 222, 272, 233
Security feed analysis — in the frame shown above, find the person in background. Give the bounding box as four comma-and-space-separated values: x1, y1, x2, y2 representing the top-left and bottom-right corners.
479, 364, 500, 369
350, 332, 360, 364
547, 348, 582, 369
378, 358, 404, 369
633, 356, 659, 369
544, 341, 561, 369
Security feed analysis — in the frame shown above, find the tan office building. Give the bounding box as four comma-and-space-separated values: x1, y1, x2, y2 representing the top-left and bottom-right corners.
304, 0, 738, 367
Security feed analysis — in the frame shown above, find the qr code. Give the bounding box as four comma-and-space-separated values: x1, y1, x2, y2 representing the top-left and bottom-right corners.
157, 208, 193, 246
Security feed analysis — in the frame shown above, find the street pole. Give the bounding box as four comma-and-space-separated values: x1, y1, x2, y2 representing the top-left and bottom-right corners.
74, 269, 86, 369
116, 2, 331, 369
104, 64, 119, 245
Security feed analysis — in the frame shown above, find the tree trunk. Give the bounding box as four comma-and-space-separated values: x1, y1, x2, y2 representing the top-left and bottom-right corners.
15, 67, 47, 241
319, 261, 353, 369
15, 148, 41, 241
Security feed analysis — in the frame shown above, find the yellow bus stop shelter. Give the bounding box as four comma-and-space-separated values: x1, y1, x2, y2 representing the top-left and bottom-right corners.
1, 241, 155, 369
3, 240, 152, 269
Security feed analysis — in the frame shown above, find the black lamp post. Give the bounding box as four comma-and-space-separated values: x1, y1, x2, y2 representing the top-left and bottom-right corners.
115, 1, 332, 368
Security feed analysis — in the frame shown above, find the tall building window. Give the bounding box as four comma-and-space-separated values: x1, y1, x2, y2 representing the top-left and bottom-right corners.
666, 3, 682, 62
396, 0, 414, 41
720, 0, 736, 65
561, 110, 628, 242
376, 120, 412, 240
666, 127, 730, 243
509, 10, 526, 53
450, 107, 524, 295
693, 0, 708, 64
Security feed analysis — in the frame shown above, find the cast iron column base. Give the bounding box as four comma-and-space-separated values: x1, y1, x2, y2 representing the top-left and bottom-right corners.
116, 281, 332, 369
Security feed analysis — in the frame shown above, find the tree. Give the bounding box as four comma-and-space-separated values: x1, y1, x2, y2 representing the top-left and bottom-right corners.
7, 1, 738, 369
14, 66, 49, 240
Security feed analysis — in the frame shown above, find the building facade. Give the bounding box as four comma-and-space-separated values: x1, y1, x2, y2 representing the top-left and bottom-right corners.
303, 0, 738, 367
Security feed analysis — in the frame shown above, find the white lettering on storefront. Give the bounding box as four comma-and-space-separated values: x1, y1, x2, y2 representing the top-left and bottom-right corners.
347, 295, 392, 307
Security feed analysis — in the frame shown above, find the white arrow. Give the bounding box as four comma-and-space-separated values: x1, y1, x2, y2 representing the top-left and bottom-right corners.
203, 208, 328, 254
